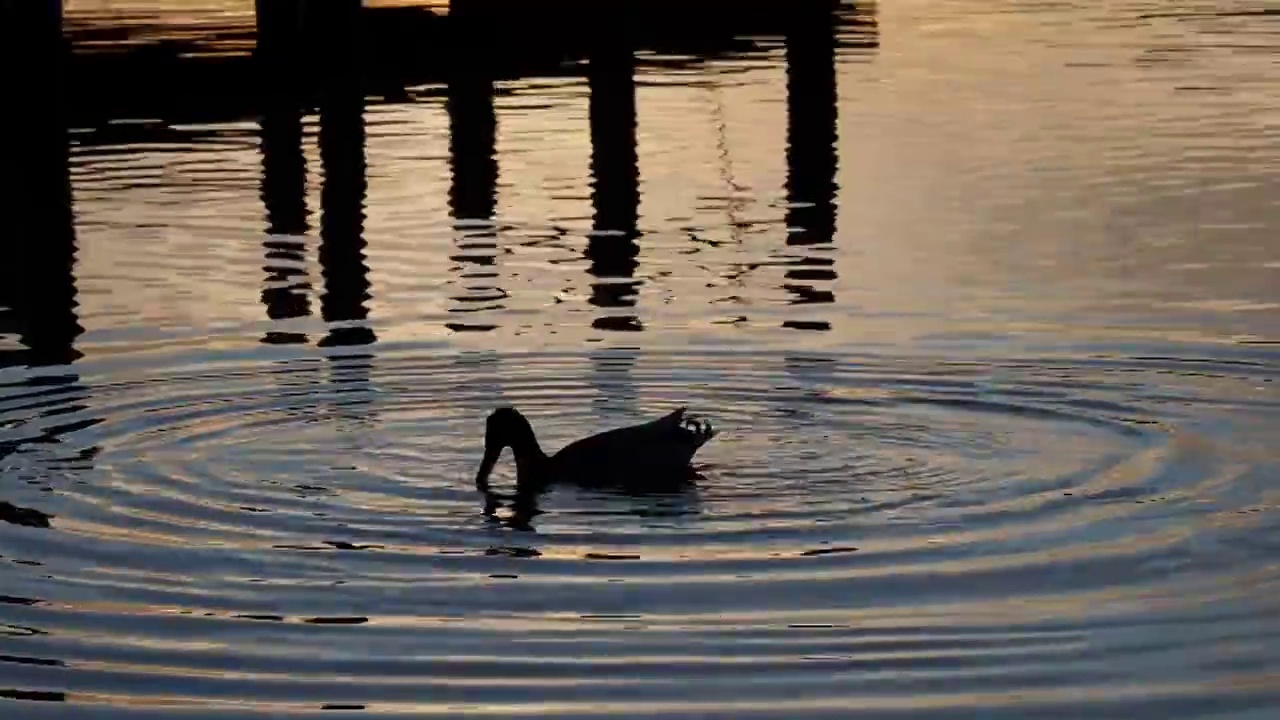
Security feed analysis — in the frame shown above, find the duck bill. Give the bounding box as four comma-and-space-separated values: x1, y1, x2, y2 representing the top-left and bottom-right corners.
474, 445, 500, 492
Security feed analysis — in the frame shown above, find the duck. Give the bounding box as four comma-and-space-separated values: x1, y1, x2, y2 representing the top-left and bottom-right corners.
474, 406, 717, 495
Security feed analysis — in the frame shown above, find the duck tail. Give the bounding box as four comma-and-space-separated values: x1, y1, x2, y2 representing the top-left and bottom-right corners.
680, 414, 718, 444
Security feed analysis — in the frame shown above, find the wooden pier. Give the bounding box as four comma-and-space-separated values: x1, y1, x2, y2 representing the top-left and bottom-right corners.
0, 0, 877, 359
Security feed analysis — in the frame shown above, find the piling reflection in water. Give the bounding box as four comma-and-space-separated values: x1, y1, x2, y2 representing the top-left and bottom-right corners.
446, 77, 499, 225
310, 3, 380, 434
9, 4, 1280, 718
586, 15, 643, 334
0, 0, 81, 368
4, 158, 82, 367
446, 11, 503, 331
583, 16, 642, 424
447, 6, 499, 227
257, 95, 313, 346
0, 2, 100, 510
255, 0, 312, 347
590, 347, 640, 419
782, 0, 840, 333
0, 1, 868, 356
315, 1, 376, 349
18, 1, 868, 348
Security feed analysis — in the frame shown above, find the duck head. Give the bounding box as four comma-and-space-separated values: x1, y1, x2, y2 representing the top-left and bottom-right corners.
474, 406, 545, 492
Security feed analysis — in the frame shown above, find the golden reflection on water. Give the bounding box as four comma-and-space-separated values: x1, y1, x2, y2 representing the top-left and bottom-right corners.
1, 2, 1277, 717
53, 0, 1279, 356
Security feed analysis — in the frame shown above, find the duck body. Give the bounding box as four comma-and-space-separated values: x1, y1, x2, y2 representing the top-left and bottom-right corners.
474, 406, 716, 494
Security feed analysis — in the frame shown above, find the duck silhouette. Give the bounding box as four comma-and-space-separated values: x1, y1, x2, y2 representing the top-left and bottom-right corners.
474, 406, 717, 496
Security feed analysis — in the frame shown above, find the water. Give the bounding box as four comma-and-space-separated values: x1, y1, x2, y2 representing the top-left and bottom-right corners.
2, 0, 1279, 717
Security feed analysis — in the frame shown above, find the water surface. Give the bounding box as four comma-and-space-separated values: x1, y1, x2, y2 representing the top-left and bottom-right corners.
2, 0, 1278, 717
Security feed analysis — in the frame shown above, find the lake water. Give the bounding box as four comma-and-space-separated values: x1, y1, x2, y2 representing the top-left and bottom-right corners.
2, 0, 1279, 717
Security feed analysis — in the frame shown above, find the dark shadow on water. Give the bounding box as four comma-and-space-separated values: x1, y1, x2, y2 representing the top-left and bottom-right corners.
0, 501, 53, 529
0, 688, 66, 703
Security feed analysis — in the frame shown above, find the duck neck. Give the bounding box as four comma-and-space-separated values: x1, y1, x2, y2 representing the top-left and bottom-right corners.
509, 430, 549, 482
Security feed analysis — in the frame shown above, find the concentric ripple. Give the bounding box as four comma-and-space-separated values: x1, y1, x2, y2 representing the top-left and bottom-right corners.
5, 0, 1280, 716
2, 347, 1278, 717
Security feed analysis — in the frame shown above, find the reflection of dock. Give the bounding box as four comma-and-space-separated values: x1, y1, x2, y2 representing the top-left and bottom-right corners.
54, 0, 875, 126
444, 9, 503, 330
783, 2, 840, 332
0, 2, 98, 497
0, 0, 82, 367
586, 13, 643, 333
1, 0, 877, 349
315, 5, 377, 350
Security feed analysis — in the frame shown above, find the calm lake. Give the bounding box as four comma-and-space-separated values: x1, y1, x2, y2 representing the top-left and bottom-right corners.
1, 0, 1278, 717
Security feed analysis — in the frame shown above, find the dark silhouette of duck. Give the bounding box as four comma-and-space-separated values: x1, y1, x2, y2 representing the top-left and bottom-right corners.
474, 406, 717, 495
